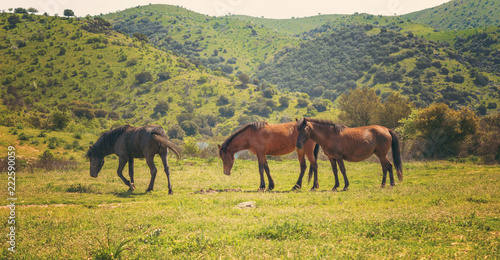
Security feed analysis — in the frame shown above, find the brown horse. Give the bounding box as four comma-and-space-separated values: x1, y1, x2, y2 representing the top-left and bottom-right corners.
296, 118, 402, 191
218, 121, 320, 191
86, 125, 181, 194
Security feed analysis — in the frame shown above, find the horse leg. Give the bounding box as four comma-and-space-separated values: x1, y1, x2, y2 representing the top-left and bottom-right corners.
257, 156, 267, 192
336, 158, 349, 191
128, 157, 136, 191
160, 151, 173, 195
264, 161, 274, 191
308, 155, 319, 191
329, 158, 340, 191
292, 151, 307, 190
145, 155, 157, 192
117, 157, 132, 189
379, 155, 395, 188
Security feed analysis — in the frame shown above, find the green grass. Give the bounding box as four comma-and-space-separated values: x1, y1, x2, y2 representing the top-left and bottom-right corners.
1, 157, 499, 259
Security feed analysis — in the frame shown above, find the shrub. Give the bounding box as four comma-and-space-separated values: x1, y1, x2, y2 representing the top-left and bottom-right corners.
168, 125, 185, 140
154, 100, 169, 114
279, 96, 290, 108
219, 106, 235, 118
180, 121, 199, 136
135, 72, 153, 84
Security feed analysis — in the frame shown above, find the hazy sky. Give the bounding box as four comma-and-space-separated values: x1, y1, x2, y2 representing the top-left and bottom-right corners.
1, 0, 451, 18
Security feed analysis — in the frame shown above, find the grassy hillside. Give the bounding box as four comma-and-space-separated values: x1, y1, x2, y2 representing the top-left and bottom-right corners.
257, 25, 500, 110
0, 13, 334, 141
403, 0, 500, 30
102, 4, 301, 74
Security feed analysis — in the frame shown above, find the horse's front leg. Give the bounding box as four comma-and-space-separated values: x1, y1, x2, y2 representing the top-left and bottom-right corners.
292, 151, 307, 190
128, 157, 136, 191
257, 155, 269, 191
329, 158, 340, 191
117, 157, 132, 189
336, 158, 349, 191
145, 155, 157, 192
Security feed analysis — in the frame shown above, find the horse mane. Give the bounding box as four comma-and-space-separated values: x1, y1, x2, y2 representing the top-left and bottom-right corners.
220, 121, 268, 152
86, 125, 132, 158
305, 118, 347, 133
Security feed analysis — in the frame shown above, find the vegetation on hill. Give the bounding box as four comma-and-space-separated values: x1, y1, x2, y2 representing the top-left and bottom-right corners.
257, 25, 499, 110
102, 4, 301, 74
403, 0, 500, 30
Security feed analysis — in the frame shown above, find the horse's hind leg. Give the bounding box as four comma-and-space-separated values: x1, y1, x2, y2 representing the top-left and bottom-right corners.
336, 158, 349, 191
379, 156, 395, 188
128, 157, 136, 191
145, 155, 157, 192
257, 155, 273, 191
117, 157, 133, 190
160, 151, 173, 195
292, 151, 307, 190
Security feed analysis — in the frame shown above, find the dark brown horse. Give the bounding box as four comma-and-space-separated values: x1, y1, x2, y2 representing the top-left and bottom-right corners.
296, 118, 402, 191
218, 121, 320, 191
86, 125, 181, 194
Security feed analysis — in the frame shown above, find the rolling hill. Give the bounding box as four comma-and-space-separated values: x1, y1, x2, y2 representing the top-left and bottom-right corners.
0, 12, 326, 140
403, 0, 500, 30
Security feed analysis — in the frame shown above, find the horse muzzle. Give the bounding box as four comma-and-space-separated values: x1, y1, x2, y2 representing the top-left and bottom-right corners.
223, 170, 231, 176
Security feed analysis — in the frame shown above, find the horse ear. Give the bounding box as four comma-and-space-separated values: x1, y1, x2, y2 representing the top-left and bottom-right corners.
217, 144, 222, 150
295, 118, 298, 122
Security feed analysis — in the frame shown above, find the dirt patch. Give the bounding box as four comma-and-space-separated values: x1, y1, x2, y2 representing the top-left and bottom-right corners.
192, 188, 242, 194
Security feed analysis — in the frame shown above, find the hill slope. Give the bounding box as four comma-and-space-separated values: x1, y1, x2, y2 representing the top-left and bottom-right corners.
0, 13, 325, 138
403, 0, 500, 30
256, 25, 500, 110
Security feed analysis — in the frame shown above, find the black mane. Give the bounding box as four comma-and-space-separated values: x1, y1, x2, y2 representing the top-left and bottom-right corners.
305, 118, 347, 133
86, 125, 132, 158
220, 121, 268, 152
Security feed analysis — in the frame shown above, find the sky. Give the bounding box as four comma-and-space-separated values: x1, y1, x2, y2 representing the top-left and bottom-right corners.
1, 0, 451, 19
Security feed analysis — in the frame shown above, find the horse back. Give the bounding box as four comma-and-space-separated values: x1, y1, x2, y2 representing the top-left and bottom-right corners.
334, 125, 392, 161
251, 121, 315, 156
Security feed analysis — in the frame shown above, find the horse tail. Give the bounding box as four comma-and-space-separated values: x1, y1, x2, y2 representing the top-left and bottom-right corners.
152, 133, 182, 159
389, 129, 403, 182
307, 143, 320, 183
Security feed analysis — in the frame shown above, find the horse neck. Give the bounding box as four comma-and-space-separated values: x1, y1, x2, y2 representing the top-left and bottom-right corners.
225, 130, 251, 155
309, 122, 335, 143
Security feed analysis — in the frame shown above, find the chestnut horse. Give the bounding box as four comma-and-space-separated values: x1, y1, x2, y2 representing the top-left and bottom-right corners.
296, 118, 402, 191
86, 125, 181, 194
218, 121, 320, 191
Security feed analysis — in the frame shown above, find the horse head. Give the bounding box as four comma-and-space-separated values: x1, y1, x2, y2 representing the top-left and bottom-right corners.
86, 146, 105, 178
218, 144, 234, 176
296, 118, 311, 150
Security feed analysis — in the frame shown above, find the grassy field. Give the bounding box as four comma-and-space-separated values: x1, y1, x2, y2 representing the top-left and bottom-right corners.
1, 155, 499, 259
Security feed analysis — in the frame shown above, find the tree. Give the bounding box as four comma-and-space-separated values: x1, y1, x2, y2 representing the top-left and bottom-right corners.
132, 32, 149, 43
135, 72, 153, 84
238, 73, 250, 86
180, 121, 199, 136
63, 9, 75, 18
338, 87, 381, 127
27, 7, 38, 14
14, 8, 28, 14
50, 111, 71, 130
279, 96, 290, 108
168, 125, 185, 140
415, 103, 478, 158
377, 93, 413, 129
154, 100, 169, 114
7, 14, 21, 29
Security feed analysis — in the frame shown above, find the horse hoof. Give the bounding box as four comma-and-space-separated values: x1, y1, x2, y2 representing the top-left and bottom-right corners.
332, 187, 338, 192
258, 188, 266, 192
291, 185, 301, 191
343, 187, 348, 191
381, 184, 386, 188
168, 190, 173, 195
310, 187, 317, 192
129, 183, 136, 191
146, 189, 153, 193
